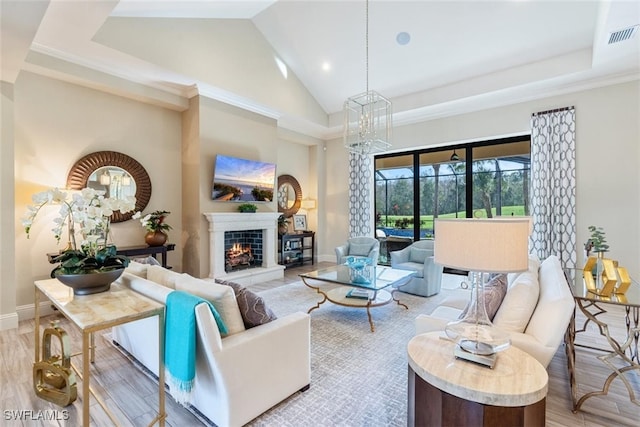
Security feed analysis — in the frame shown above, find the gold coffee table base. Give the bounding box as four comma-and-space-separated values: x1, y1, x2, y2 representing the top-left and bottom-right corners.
301, 278, 408, 332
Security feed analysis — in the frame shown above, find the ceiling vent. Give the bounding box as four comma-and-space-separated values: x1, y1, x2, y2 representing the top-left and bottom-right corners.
608, 25, 639, 44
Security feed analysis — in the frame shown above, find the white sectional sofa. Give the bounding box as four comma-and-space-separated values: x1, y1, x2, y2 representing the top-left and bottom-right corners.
415, 255, 575, 368
111, 265, 311, 427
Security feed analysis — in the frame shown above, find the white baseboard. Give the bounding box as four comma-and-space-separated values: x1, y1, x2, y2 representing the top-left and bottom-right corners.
0, 312, 18, 330
16, 301, 57, 322
317, 254, 335, 263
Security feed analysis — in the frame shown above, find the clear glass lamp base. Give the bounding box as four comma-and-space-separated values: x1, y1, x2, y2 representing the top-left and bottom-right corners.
445, 321, 511, 356
444, 271, 511, 357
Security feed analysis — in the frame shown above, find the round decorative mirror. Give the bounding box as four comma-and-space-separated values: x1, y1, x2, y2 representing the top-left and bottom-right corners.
277, 174, 302, 217
66, 151, 152, 222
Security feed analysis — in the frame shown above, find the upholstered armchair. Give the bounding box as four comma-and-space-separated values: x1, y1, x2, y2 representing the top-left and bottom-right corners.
335, 237, 380, 265
390, 239, 443, 297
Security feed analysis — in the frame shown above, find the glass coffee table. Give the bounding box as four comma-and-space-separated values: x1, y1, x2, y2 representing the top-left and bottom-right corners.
300, 264, 415, 332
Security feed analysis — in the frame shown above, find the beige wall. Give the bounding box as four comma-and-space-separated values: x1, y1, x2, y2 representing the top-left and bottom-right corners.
94, 17, 328, 128
1, 82, 17, 329
188, 97, 280, 278
188, 97, 322, 278
13, 72, 183, 309
323, 80, 640, 278
10, 71, 320, 319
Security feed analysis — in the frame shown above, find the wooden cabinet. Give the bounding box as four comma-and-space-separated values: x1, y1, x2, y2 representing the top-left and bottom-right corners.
278, 232, 315, 268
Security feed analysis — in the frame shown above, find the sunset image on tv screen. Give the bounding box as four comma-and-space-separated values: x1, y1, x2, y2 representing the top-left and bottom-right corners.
212, 155, 276, 202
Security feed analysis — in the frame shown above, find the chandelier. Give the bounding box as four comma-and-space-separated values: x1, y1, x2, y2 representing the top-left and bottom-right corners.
343, 0, 392, 155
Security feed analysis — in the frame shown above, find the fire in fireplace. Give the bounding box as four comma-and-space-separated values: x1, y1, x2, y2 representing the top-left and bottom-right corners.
224, 229, 263, 273
226, 243, 255, 271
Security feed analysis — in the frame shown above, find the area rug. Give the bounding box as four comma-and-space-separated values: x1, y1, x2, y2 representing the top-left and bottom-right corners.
246, 281, 460, 427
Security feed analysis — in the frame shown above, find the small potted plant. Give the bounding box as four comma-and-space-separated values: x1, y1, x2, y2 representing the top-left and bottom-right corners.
238, 203, 257, 213
586, 225, 609, 256
586, 225, 609, 289
137, 210, 172, 246
278, 215, 289, 235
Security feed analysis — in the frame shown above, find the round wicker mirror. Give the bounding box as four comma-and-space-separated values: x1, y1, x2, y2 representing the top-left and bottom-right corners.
277, 174, 302, 217
66, 151, 152, 222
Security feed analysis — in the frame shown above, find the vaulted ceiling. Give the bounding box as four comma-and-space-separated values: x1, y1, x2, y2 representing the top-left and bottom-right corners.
2, 0, 639, 139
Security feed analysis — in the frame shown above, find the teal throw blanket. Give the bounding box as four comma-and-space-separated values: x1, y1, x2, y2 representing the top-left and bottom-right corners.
165, 290, 227, 405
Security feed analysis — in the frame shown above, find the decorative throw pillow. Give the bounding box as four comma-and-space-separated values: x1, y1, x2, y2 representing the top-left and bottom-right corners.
175, 275, 246, 336
492, 270, 540, 333
215, 279, 277, 329
147, 265, 184, 290
349, 242, 373, 257
458, 273, 508, 321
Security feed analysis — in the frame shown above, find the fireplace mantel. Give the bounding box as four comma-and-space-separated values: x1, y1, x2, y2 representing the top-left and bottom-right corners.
203, 212, 284, 284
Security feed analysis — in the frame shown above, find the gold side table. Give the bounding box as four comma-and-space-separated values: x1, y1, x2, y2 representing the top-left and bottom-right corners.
35, 278, 166, 426
564, 268, 640, 412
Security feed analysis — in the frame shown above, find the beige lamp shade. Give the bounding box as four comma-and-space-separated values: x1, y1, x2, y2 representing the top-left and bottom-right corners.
434, 218, 530, 273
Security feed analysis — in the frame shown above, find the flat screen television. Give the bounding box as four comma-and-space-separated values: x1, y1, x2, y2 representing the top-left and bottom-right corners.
212, 154, 276, 202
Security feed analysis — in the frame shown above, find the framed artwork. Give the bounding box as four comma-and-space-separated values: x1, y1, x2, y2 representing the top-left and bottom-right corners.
293, 214, 307, 231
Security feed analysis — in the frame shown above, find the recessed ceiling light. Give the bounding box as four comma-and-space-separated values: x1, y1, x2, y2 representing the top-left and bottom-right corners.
396, 32, 411, 46
322, 62, 331, 72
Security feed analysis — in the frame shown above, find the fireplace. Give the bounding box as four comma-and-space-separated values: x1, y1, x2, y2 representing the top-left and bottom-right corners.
224, 230, 262, 272
204, 212, 284, 285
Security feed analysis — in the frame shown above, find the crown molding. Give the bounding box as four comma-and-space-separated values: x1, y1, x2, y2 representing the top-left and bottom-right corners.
25, 43, 640, 143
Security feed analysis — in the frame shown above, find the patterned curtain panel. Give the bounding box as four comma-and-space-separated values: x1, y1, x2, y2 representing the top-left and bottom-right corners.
348, 153, 372, 237
530, 107, 577, 268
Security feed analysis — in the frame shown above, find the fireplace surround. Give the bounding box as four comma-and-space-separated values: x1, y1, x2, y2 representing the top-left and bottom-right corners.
203, 212, 284, 285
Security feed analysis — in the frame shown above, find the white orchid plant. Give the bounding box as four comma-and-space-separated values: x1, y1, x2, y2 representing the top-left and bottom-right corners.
23, 187, 136, 276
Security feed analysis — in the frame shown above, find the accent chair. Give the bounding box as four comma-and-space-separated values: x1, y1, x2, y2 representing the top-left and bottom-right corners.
390, 239, 443, 297
335, 237, 380, 265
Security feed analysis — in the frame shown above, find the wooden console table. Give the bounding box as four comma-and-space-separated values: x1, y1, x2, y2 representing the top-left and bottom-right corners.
408, 332, 548, 427
47, 243, 175, 269
115, 243, 176, 268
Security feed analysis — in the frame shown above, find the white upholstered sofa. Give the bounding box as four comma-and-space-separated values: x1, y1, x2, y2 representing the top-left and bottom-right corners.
111, 265, 310, 427
415, 255, 575, 368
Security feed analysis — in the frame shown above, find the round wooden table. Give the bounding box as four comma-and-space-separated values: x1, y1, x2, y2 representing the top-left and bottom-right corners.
407, 332, 548, 427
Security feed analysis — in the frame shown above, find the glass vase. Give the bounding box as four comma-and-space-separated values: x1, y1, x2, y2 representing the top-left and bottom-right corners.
594, 251, 605, 290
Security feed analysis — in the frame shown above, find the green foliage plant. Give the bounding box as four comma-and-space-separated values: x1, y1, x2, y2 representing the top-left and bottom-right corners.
238, 203, 258, 213
586, 225, 609, 253
137, 210, 172, 232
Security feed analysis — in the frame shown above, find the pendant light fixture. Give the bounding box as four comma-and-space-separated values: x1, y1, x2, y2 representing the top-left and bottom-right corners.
344, 0, 392, 155
450, 149, 460, 161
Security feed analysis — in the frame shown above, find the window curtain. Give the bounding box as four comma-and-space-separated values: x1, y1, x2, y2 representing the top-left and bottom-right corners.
348, 153, 372, 237
530, 106, 577, 268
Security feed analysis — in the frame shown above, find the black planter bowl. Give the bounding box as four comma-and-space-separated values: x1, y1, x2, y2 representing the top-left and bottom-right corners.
54, 268, 125, 295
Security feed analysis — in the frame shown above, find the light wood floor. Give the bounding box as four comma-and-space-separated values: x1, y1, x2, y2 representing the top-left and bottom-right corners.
1, 263, 637, 426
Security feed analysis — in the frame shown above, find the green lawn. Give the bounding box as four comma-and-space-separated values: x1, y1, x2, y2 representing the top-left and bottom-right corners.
379, 206, 527, 230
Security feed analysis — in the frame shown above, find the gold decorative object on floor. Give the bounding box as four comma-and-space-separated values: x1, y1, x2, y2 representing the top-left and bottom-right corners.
33, 321, 77, 407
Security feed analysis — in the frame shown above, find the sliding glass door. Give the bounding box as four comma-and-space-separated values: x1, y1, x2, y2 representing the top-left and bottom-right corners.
375, 136, 530, 264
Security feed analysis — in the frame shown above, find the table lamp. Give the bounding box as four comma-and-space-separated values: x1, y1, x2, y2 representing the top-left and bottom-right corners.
434, 218, 530, 368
